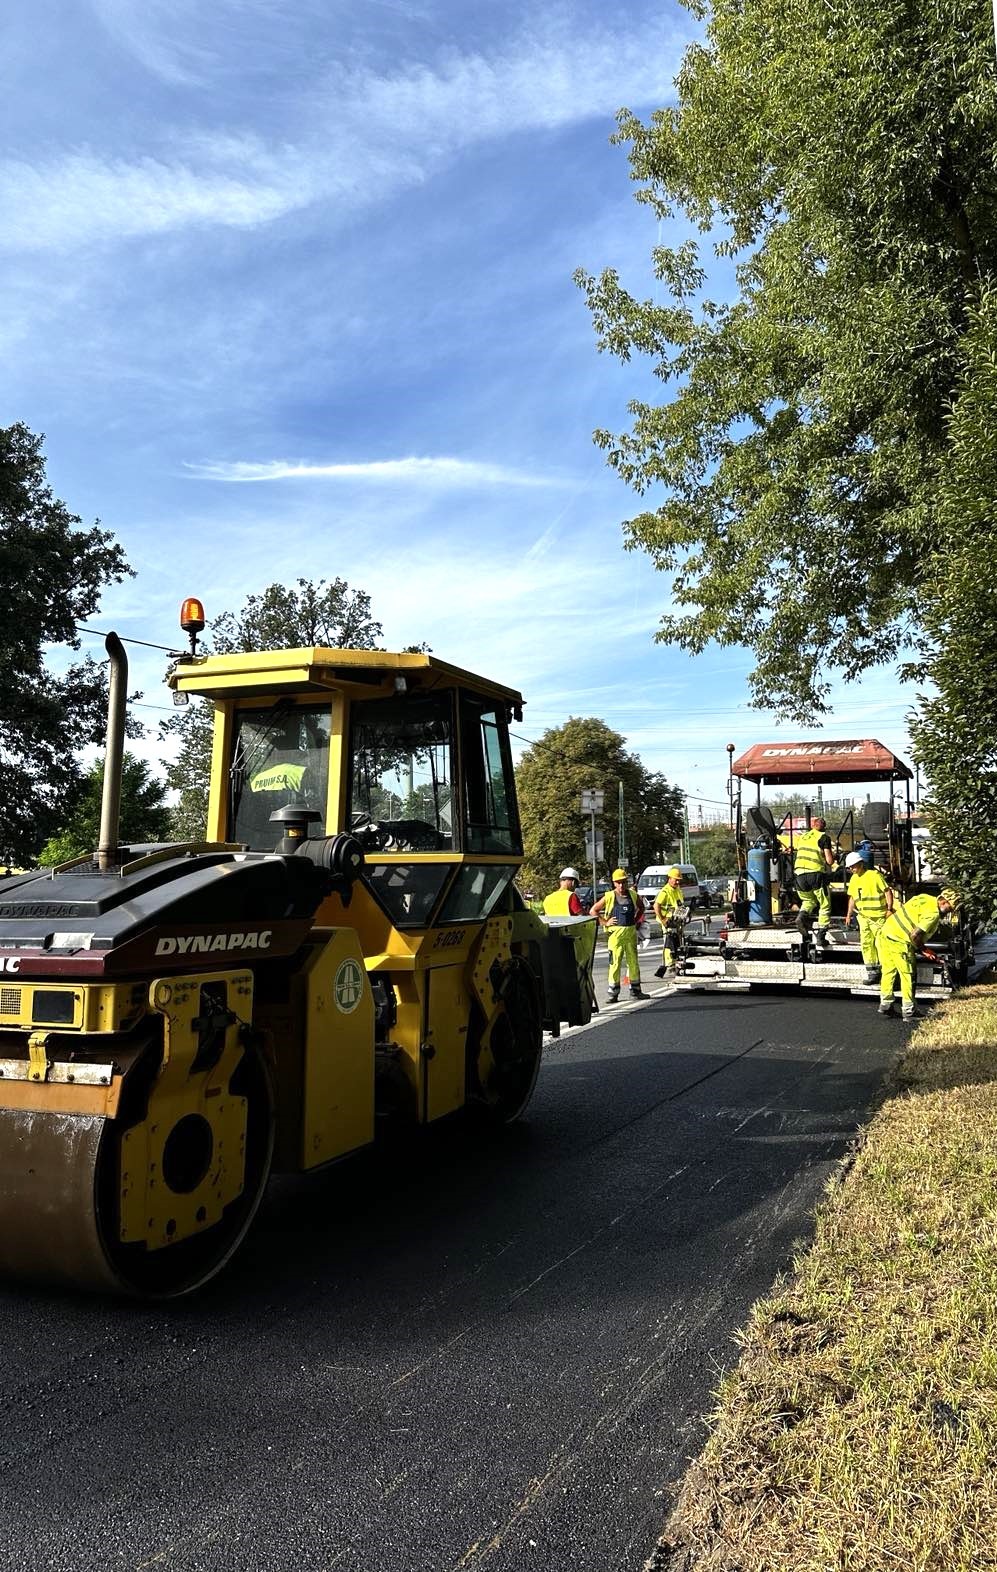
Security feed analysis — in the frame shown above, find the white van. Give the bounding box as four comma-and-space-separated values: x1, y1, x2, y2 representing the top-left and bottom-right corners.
637, 863, 704, 910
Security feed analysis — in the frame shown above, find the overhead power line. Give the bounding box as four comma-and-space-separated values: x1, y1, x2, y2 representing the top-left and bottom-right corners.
76, 625, 176, 654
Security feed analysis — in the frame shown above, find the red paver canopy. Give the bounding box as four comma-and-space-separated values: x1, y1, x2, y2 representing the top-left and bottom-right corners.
731, 739, 913, 785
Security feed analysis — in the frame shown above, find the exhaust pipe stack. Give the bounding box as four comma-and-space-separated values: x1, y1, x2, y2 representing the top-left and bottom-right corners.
97, 633, 127, 873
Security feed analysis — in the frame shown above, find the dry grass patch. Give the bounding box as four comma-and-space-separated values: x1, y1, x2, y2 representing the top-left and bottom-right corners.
652, 986, 997, 1572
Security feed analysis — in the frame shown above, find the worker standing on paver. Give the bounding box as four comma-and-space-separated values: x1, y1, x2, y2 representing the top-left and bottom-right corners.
792, 815, 836, 944
844, 849, 894, 985
876, 888, 960, 1020
542, 867, 583, 917
652, 865, 686, 980
591, 869, 645, 1003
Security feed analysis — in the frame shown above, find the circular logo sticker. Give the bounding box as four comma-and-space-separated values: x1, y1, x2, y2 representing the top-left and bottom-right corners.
334, 957, 364, 1014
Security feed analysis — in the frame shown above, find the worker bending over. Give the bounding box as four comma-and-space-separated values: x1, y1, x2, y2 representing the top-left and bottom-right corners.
792, 815, 836, 944
652, 865, 686, 980
844, 850, 894, 985
591, 869, 645, 1003
543, 867, 583, 917
876, 888, 960, 1021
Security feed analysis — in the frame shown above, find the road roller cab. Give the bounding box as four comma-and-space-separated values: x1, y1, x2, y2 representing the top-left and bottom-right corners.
0, 618, 596, 1297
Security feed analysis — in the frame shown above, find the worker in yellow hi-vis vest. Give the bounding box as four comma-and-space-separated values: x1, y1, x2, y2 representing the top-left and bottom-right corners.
792, 815, 836, 943
652, 866, 686, 979
591, 870, 645, 1003
542, 868, 583, 917
844, 850, 894, 985
876, 888, 960, 1021
250, 762, 307, 794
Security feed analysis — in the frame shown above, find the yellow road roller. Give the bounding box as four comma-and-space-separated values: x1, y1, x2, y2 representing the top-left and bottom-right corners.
0, 607, 595, 1296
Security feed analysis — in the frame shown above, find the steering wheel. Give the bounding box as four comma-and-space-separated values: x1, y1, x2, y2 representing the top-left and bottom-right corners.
348, 813, 391, 851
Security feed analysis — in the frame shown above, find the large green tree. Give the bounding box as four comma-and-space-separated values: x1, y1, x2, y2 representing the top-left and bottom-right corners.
516, 717, 685, 895
37, 753, 171, 865
908, 285, 997, 923
162, 577, 383, 841
576, 0, 997, 720
0, 424, 132, 862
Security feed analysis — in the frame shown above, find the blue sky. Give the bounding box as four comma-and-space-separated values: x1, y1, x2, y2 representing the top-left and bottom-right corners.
2, 0, 920, 820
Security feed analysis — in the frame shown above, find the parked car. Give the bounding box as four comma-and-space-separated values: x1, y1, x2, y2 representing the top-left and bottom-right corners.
701, 876, 732, 905
576, 880, 611, 915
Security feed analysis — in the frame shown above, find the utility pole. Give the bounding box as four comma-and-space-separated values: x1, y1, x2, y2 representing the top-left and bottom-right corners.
581, 789, 605, 901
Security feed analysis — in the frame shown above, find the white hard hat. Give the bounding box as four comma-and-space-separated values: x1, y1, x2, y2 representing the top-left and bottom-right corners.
844, 850, 864, 867
560, 867, 580, 881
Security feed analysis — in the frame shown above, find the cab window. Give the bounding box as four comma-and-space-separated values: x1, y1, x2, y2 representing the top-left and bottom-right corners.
348, 694, 454, 852
229, 702, 331, 850
461, 694, 520, 854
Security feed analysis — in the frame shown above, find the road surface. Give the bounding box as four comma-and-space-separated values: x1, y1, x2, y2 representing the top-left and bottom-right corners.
0, 989, 903, 1572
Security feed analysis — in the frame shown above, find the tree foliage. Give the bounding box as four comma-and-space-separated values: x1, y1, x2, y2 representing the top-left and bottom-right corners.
516, 716, 685, 895
162, 577, 384, 841
0, 423, 132, 861
576, 0, 997, 719
37, 753, 171, 865
210, 577, 382, 655
908, 287, 997, 925
689, 824, 736, 878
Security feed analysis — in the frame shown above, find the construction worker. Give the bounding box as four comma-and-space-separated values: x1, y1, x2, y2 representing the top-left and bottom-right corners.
591, 869, 645, 1002
876, 887, 960, 1021
652, 866, 685, 979
250, 761, 307, 793
844, 850, 894, 985
792, 815, 836, 943
543, 867, 583, 917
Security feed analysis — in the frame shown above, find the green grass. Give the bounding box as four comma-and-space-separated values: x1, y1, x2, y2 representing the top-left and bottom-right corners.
651, 985, 997, 1572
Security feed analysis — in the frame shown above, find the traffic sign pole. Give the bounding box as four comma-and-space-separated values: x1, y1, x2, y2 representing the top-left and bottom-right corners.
580, 789, 605, 910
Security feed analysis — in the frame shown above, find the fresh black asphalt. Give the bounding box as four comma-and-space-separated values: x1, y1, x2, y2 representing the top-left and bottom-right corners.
0, 991, 905, 1571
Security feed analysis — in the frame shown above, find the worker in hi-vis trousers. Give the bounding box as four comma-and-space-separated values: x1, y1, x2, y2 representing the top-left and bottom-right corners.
792, 816, 836, 942
844, 850, 894, 985
590, 869, 645, 1002
876, 888, 960, 1020
653, 866, 686, 979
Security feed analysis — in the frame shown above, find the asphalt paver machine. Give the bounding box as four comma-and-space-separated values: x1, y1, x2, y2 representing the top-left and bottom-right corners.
677, 739, 970, 994
0, 607, 596, 1297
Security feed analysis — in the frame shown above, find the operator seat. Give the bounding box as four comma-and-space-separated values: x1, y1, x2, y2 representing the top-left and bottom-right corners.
861, 802, 892, 862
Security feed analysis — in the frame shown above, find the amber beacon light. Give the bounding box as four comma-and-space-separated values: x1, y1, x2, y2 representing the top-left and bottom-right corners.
180, 596, 206, 656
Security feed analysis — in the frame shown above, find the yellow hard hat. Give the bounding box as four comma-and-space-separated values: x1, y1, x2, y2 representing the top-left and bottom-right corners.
611, 868, 628, 882
668, 866, 682, 879
940, 887, 961, 912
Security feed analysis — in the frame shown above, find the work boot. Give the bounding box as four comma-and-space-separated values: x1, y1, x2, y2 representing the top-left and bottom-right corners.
878, 1000, 896, 1017
902, 1004, 918, 1022
606, 986, 619, 1003
795, 913, 811, 935
864, 967, 879, 985
816, 928, 829, 948
653, 965, 667, 979
629, 985, 645, 1000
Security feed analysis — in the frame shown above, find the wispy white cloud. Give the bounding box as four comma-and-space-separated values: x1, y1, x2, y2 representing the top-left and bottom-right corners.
183, 456, 557, 486
1, 16, 687, 252
336, 24, 675, 145
0, 144, 316, 251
